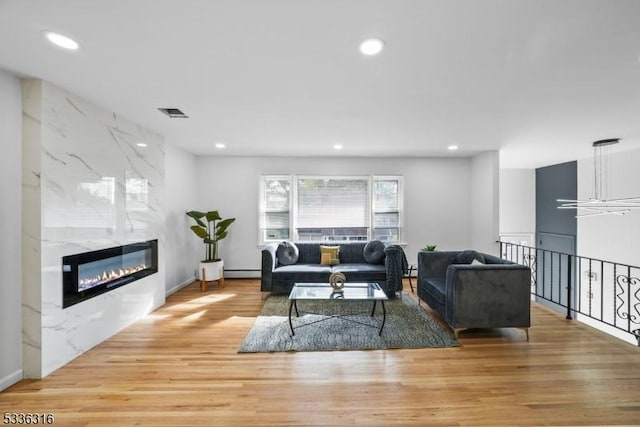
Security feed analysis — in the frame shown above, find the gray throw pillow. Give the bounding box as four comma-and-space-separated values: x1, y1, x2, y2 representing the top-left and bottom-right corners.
456, 250, 485, 264
363, 240, 386, 264
276, 241, 299, 266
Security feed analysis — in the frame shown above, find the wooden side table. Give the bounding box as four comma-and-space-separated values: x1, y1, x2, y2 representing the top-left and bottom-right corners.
200, 267, 224, 291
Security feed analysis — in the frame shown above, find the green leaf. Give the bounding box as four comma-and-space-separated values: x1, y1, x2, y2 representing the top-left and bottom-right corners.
186, 211, 206, 227
206, 211, 222, 222
190, 225, 208, 239
216, 218, 236, 234
215, 230, 228, 241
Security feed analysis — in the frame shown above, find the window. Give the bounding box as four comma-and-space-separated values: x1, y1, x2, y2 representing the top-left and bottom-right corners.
296, 177, 369, 241
259, 175, 402, 243
260, 176, 291, 242
373, 177, 401, 242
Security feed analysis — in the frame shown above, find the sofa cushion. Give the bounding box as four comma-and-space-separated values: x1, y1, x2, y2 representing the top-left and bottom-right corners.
338, 242, 368, 263
423, 276, 446, 305
295, 243, 321, 264
320, 245, 340, 265
455, 250, 485, 264
332, 263, 386, 282
363, 240, 385, 264
273, 264, 332, 282
276, 241, 299, 266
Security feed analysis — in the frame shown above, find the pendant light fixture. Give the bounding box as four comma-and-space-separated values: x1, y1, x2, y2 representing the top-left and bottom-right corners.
557, 138, 640, 218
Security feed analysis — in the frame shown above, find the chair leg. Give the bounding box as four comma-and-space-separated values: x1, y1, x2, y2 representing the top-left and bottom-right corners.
453, 327, 470, 339
523, 328, 530, 342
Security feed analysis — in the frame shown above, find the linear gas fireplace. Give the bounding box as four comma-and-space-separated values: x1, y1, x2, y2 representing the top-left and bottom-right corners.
62, 240, 158, 308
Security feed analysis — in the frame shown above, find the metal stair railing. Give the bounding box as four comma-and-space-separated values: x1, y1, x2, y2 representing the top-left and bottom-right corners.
499, 241, 640, 346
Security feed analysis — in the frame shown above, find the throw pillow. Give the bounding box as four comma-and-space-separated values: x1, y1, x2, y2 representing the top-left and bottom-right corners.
455, 250, 485, 264
471, 258, 484, 266
276, 241, 299, 266
363, 240, 386, 264
320, 245, 340, 265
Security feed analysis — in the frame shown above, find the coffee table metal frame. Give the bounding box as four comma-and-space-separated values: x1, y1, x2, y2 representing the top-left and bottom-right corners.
287, 282, 389, 336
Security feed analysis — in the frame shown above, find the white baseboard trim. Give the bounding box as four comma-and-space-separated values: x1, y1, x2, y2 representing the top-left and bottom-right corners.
166, 276, 196, 297
0, 369, 23, 391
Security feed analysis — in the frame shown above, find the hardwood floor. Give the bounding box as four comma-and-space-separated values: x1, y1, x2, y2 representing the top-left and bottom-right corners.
2, 278, 639, 426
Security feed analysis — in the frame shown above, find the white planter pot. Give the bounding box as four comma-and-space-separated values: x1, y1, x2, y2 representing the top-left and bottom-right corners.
198, 260, 224, 281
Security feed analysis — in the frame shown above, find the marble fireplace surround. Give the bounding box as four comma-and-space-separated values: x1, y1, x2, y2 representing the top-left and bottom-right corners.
22, 79, 166, 378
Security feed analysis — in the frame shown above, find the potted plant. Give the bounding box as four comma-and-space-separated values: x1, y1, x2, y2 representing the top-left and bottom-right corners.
423, 245, 437, 251
187, 210, 236, 281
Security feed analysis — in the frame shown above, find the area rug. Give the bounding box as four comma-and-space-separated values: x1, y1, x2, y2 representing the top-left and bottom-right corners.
238, 293, 458, 353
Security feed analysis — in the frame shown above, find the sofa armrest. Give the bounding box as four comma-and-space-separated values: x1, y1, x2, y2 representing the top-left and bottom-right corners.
444, 264, 531, 328
417, 251, 458, 279
383, 245, 407, 297
261, 243, 279, 292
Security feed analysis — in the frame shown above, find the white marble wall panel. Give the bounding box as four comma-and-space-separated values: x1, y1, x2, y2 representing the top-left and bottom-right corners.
22, 80, 166, 377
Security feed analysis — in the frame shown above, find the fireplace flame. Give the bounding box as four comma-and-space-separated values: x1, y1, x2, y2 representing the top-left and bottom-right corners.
79, 263, 147, 288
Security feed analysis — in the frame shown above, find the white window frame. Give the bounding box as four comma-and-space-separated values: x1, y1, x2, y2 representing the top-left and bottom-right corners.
259, 174, 403, 244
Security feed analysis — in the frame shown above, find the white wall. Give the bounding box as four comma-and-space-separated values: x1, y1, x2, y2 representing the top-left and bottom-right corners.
470, 151, 500, 255
576, 146, 640, 346
0, 69, 23, 390
164, 143, 199, 294
195, 156, 475, 272
22, 80, 166, 378
499, 168, 536, 242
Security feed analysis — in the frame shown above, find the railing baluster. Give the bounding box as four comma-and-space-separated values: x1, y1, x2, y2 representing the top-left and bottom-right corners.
544, 248, 547, 299
552, 251, 555, 302
577, 256, 582, 315
559, 253, 563, 305
614, 264, 617, 329
566, 255, 572, 320
628, 266, 632, 334
600, 261, 604, 320
587, 259, 593, 315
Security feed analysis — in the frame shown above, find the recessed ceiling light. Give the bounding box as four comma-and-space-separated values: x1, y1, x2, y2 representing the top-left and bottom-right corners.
136, 143, 148, 148
359, 38, 384, 56
448, 145, 459, 151
215, 143, 226, 149
44, 31, 79, 50
333, 144, 343, 150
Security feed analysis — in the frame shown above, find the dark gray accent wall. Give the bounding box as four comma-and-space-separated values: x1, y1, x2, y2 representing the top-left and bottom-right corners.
536, 161, 577, 245
535, 161, 577, 315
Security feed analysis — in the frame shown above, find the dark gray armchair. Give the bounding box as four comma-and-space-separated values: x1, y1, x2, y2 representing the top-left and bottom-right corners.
417, 250, 531, 339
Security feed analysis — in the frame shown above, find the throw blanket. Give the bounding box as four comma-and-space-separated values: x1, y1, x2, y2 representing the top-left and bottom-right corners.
384, 245, 408, 297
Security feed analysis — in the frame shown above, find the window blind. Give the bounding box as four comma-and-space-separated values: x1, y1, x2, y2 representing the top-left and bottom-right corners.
296, 178, 369, 228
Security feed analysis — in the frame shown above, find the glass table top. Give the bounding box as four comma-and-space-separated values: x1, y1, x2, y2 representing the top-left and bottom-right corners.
289, 282, 388, 301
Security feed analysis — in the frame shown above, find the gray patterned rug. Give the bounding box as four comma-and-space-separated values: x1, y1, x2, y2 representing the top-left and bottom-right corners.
238, 293, 458, 353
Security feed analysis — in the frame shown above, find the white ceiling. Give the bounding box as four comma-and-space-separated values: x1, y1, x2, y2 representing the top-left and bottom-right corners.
1, 0, 639, 168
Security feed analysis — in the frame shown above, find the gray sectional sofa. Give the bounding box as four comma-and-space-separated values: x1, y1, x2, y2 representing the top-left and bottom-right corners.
261, 241, 407, 297
417, 249, 531, 338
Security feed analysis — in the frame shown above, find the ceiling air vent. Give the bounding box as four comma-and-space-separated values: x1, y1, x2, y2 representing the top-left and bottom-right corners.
158, 108, 189, 118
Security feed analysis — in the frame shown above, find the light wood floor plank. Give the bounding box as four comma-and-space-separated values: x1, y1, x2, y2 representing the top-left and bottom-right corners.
1, 278, 639, 426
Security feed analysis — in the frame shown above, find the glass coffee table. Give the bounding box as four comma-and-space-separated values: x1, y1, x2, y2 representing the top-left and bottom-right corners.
288, 282, 389, 336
